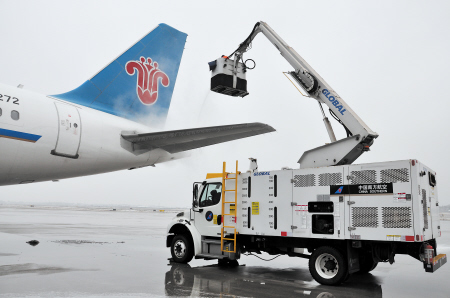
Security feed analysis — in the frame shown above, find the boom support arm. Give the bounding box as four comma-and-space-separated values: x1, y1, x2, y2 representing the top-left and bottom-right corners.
229, 21, 379, 168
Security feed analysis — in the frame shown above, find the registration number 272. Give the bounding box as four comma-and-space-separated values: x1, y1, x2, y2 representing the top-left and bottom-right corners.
0, 93, 19, 105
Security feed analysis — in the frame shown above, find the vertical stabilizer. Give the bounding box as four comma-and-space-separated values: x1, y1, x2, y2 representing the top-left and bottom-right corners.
52, 24, 187, 126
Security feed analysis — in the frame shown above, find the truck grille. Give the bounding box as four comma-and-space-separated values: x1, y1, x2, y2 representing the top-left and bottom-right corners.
382, 207, 412, 228
318, 173, 342, 186
352, 207, 378, 228
350, 170, 377, 184
294, 174, 315, 187
380, 168, 409, 183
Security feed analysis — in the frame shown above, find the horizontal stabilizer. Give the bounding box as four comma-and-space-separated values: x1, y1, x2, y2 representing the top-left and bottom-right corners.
121, 123, 275, 154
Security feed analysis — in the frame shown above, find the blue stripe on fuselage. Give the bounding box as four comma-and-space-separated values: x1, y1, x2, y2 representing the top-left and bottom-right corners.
0, 128, 41, 142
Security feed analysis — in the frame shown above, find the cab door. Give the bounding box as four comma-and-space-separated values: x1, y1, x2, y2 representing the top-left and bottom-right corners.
194, 182, 223, 237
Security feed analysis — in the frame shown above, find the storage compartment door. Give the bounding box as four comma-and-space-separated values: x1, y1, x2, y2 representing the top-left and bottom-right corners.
418, 162, 438, 240
347, 161, 414, 241
293, 166, 345, 240
239, 170, 292, 237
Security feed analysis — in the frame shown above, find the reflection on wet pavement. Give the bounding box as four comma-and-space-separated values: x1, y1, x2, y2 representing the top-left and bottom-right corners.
51, 240, 124, 245
0, 263, 96, 276
0, 253, 18, 257
165, 262, 383, 298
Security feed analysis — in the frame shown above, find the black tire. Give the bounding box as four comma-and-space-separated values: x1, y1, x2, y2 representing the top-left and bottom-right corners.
309, 246, 348, 285
359, 253, 378, 274
218, 259, 239, 267
171, 234, 194, 263
228, 259, 239, 267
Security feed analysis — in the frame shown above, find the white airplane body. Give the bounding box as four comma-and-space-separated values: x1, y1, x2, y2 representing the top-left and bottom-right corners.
0, 24, 274, 186
0, 84, 177, 186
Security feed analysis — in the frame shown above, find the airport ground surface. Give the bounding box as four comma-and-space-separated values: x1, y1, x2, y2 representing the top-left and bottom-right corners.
1, 206, 449, 298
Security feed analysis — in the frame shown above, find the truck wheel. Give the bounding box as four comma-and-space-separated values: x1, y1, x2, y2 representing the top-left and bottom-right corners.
218, 259, 239, 267
171, 234, 194, 263
359, 253, 378, 273
309, 246, 348, 285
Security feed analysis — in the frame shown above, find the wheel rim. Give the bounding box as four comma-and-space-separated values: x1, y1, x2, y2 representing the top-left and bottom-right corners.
173, 239, 186, 258
172, 267, 185, 285
315, 253, 339, 279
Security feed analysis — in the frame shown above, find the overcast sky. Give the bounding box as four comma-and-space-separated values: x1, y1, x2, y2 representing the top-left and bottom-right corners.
0, 0, 449, 208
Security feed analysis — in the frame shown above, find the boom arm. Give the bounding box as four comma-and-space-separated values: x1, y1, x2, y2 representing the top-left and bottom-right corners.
228, 21, 379, 168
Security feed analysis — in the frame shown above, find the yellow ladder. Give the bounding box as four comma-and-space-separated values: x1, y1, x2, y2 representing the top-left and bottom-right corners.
221, 161, 239, 253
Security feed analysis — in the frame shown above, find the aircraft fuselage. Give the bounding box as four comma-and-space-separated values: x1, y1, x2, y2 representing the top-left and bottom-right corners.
0, 83, 176, 186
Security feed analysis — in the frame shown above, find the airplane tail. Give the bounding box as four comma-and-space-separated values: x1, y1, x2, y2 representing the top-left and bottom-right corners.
52, 24, 187, 126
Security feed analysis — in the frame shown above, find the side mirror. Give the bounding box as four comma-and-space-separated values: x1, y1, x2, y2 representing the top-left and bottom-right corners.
193, 183, 200, 208
193, 184, 198, 199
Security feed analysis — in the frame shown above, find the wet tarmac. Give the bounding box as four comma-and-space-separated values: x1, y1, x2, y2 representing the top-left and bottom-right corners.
1, 206, 450, 297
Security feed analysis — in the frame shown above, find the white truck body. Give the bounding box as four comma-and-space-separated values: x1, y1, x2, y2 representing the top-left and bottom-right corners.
167, 159, 445, 285
233, 159, 439, 242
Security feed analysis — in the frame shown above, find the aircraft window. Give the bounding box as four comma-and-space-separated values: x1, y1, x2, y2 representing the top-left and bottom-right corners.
11, 110, 19, 120
199, 183, 222, 207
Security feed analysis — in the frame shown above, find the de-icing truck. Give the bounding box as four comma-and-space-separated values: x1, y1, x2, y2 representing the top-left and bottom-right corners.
166, 21, 446, 285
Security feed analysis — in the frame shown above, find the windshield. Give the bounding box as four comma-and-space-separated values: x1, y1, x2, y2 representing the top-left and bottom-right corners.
199, 183, 222, 207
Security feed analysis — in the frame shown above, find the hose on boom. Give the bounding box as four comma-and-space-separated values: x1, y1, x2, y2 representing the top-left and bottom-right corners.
229, 22, 261, 58
329, 109, 352, 137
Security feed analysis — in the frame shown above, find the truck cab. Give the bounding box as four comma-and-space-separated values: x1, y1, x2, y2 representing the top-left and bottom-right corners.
167, 176, 239, 265
192, 179, 223, 237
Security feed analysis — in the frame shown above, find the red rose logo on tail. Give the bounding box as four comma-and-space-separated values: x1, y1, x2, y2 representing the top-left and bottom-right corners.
125, 57, 170, 105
